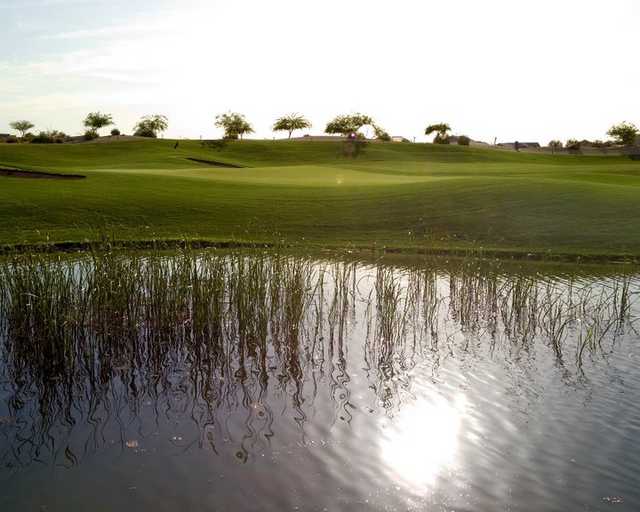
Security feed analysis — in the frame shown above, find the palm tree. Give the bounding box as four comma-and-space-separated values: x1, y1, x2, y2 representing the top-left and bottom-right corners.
215, 112, 254, 140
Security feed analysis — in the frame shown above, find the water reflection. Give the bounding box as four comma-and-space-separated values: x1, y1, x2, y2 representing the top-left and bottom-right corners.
0, 251, 638, 510
380, 392, 465, 489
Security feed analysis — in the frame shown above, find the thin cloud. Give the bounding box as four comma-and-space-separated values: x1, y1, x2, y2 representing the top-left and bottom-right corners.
43, 20, 170, 40
0, 0, 101, 8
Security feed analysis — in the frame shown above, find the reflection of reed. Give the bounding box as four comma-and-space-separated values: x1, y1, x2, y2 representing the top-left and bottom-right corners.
0, 250, 637, 470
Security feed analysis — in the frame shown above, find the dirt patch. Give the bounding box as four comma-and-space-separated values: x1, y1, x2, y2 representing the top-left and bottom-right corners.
0, 167, 86, 180
186, 157, 244, 168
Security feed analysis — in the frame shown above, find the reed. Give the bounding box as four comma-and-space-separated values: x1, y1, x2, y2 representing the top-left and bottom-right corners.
0, 248, 637, 468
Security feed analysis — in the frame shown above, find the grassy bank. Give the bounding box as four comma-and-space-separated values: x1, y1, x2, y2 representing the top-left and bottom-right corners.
1, 138, 639, 259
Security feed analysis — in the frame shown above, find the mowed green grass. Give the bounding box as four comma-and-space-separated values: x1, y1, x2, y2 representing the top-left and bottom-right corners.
1, 138, 639, 256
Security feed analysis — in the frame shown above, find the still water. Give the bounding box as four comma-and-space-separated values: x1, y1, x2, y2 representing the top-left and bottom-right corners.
0, 251, 639, 511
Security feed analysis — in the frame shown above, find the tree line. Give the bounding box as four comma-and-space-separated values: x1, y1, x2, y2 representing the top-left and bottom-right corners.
6, 112, 639, 148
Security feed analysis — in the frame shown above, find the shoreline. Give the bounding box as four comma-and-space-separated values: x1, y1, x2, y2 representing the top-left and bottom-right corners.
1, 237, 639, 265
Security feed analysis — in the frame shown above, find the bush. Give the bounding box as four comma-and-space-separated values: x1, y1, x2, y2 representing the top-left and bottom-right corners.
84, 129, 99, 141
31, 132, 51, 144
457, 135, 471, 146
4, 135, 18, 144
134, 126, 157, 138
434, 133, 450, 144
31, 130, 69, 144
111, 128, 121, 136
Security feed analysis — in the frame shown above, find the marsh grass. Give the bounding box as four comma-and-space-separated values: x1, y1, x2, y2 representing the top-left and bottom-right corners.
0, 248, 637, 469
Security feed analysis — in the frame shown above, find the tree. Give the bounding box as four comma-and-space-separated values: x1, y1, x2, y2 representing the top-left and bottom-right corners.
133, 115, 168, 138
457, 135, 471, 146
325, 113, 374, 136
215, 112, 254, 140
548, 140, 563, 153
111, 128, 121, 136
374, 125, 391, 141
9, 120, 34, 139
607, 122, 639, 146
83, 112, 113, 136
273, 114, 312, 139
425, 123, 452, 144
565, 139, 581, 151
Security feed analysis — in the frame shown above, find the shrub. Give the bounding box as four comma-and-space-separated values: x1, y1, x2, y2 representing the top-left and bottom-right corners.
31, 130, 69, 144
111, 128, 121, 136
4, 135, 19, 144
134, 126, 157, 138
31, 132, 51, 144
434, 133, 450, 144
84, 129, 99, 141
457, 135, 471, 146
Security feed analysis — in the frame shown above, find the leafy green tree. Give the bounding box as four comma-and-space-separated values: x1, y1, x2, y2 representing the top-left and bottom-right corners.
215, 112, 254, 140
548, 140, 563, 153
83, 112, 113, 136
134, 115, 168, 138
9, 120, 34, 139
373, 124, 391, 141
607, 122, 639, 146
565, 139, 581, 151
111, 128, 121, 136
425, 123, 451, 144
325, 113, 374, 136
273, 114, 312, 139
457, 135, 471, 146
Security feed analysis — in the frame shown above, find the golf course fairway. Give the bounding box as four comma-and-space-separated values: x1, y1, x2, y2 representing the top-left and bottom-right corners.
1, 138, 639, 259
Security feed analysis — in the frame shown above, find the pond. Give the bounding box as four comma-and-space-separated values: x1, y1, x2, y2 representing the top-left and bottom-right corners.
0, 250, 639, 511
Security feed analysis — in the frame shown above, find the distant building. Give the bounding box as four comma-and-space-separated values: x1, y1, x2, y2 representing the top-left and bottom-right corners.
497, 142, 541, 150
0, 133, 10, 141
391, 136, 410, 143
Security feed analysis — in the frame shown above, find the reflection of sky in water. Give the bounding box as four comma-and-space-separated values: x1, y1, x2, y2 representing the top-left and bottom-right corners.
380, 392, 466, 489
0, 253, 639, 511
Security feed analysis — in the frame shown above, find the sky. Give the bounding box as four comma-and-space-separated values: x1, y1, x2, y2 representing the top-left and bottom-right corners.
1, 0, 639, 143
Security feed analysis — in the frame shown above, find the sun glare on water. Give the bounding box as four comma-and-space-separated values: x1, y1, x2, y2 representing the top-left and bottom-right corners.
379, 393, 466, 490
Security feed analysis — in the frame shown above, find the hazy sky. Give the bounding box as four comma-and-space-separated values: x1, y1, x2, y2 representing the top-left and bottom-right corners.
1, 0, 638, 142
